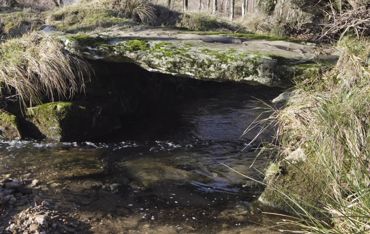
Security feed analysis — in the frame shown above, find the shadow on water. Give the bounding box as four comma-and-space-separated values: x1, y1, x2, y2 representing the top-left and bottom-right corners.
0, 66, 284, 233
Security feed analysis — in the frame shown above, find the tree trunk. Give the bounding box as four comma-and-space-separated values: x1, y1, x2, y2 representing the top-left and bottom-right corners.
242, 0, 248, 18
183, 0, 188, 12
167, 0, 171, 9
229, 0, 234, 20
199, 0, 202, 11
212, 0, 218, 14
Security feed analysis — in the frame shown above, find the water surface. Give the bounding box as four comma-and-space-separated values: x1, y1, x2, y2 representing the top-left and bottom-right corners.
0, 84, 283, 233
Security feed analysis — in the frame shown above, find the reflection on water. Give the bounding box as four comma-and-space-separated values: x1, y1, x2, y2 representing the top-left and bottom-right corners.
0, 85, 282, 233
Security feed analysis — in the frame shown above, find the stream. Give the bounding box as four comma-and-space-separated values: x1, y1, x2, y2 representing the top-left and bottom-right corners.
0, 83, 284, 233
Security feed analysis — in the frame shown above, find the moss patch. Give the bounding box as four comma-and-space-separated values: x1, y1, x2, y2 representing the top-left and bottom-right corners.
26, 102, 75, 141
117, 39, 150, 52
26, 101, 122, 141
70, 37, 298, 87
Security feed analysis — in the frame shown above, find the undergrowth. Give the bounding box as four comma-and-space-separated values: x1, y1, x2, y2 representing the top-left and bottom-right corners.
0, 9, 45, 38
262, 37, 370, 233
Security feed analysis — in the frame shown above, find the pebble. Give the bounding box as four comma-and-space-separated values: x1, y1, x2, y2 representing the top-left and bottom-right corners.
2, 178, 83, 233
35, 215, 46, 225
31, 179, 39, 187
29, 223, 39, 232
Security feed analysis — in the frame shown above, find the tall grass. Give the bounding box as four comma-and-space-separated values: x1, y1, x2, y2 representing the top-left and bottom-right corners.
0, 33, 91, 106
264, 37, 370, 233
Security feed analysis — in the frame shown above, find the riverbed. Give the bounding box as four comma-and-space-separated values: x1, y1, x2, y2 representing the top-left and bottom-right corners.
0, 83, 285, 233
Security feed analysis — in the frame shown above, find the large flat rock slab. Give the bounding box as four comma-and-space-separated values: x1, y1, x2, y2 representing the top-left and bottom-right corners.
62, 28, 334, 87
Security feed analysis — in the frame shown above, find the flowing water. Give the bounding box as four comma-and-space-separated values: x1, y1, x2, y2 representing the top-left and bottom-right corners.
0, 83, 284, 233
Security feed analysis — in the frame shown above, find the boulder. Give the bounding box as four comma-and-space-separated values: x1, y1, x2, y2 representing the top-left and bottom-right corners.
0, 110, 22, 140
122, 159, 192, 188
26, 102, 121, 141
63, 30, 322, 88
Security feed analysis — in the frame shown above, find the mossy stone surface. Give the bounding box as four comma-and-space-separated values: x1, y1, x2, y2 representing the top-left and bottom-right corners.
26, 102, 77, 141
259, 159, 329, 215
26, 102, 121, 141
64, 35, 318, 87
0, 110, 22, 140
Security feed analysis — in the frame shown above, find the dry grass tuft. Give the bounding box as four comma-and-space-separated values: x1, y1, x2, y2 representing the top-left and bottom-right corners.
0, 32, 91, 106
108, 0, 157, 24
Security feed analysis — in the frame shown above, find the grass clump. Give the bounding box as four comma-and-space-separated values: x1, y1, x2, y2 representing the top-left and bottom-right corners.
0, 32, 91, 106
176, 13, 237, 32
108, 0, 156, 24
47, 2, 131, 32
262, 37, 370, 233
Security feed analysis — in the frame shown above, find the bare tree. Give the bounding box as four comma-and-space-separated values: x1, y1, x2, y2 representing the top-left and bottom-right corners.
183, 0, 188, 11
223, 0, 228, 14
212, 0, 218, 14
229, 0, 235, 20
242, 0, 248, 18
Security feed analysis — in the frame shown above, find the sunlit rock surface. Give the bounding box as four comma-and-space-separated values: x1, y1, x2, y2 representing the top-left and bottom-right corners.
63, 28, 325, 87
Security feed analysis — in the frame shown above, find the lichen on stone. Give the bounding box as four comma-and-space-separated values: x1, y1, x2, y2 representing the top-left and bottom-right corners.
62, 34, 322, 87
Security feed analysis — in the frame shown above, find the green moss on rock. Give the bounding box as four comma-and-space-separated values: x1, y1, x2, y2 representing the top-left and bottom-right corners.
107, 40, 290, 86
66, 34, 110, 47
26, 102, 121, 141
0, 110, 22, 140
123, 39, 150, 52
63, 34, 322, 87
26, 102, 76, 141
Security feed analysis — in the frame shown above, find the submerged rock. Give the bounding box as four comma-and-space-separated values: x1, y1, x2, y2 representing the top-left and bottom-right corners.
0, 110, 22, 140
121, 159, 192, 188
